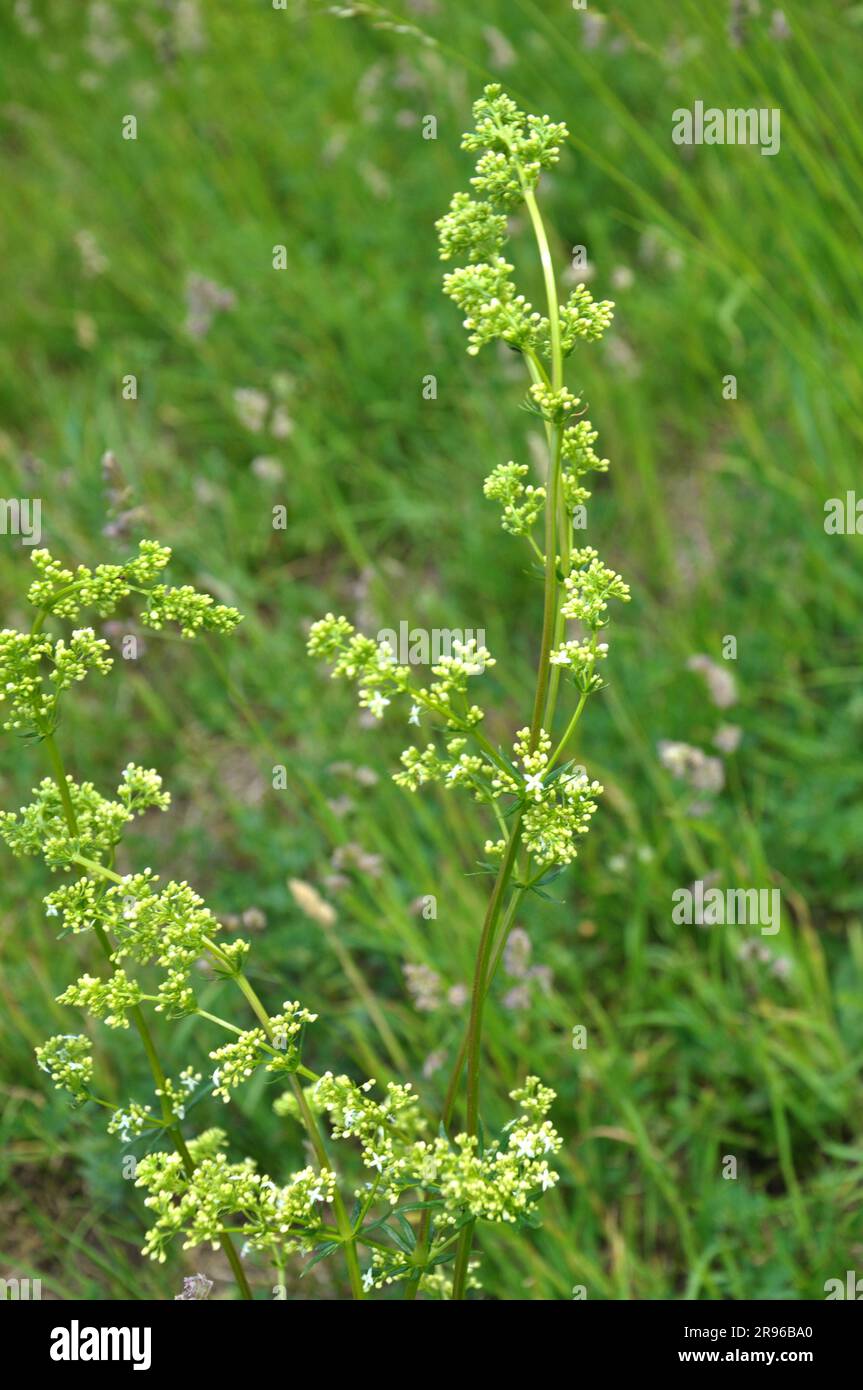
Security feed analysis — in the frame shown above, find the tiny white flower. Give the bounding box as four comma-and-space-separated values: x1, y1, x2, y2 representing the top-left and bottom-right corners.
524, 773, 544, 799
362, 1268, 375, 1291
367, 692, 390, 719
540, 1167, 554, 1191
377, 641, 396, 667
408, 703, 421, 726
368, 1151, 386, 1172
45, 903, 59, 917
515, 1134, 537, 1158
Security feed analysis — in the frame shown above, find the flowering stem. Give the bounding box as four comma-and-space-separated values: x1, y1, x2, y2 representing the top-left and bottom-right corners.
220, 960, 365, 1300
405, 869, 528, 1300
43, 736, 253, 1299
449, 185, 568, 1301
290, 1075, 365, 1300
77, 885, 362, 1299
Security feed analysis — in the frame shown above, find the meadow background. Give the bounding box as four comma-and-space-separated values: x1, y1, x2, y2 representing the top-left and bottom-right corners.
1, 0, 861, 1300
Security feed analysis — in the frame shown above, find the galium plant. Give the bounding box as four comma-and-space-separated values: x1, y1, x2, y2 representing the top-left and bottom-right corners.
2, 86, 627, 1302
307, 84, 629, 1297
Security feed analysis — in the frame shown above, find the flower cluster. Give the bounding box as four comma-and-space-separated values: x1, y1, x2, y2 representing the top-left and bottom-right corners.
307, 614, 494, 734
108, 1100, 159, 1144
549, 636, 608, 693
1, 542, 241, 736
57, 967, 143, 1030
25, 540, 171, 619
157, 1067, 203, 1121
92, 868, 247, 1016
107, 1069, 202, 1143
560, 546, 631, 628
280, 1072, 561, 1291
116, 763, 172, 814
135, 1129, 335, 1262
461, 84, 569, 205
442, 257, 541, 357
407, 1077, 561, 1227
307, 1072, 425, 1190
393, 738, 482, 795
209, 1001, 317, 1102
50, 628, 114, 690
308, 613, 410, 721
437, 85, 612, 360
139, 584, 242, 638
560, 418, 609, 516
436, 190, 507, 263
549, 284, 616, 356
483, 461, 545, 536
314, 1073, 560, 1294
485, 728, 604, 868
0, 766, 167, 869
0, 627, 112, 733
529, 382, 582, 423
35, 1033, 93, 1101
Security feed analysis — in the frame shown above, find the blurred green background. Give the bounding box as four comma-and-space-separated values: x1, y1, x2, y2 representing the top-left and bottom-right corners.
1, 0, 862, 1299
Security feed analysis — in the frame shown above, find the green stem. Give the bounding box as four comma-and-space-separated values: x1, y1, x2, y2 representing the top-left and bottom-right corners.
524, 189, 563, 391
450, 184, 567, 1301
548, 689, 590, 772
290, 1075, 365, 1300
463, 823, 523, 1135
43, 732, 78, 828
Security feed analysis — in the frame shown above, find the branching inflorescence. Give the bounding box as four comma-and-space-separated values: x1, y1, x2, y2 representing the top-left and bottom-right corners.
307, 85, 630, 1296
3, 86, 628, 1302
